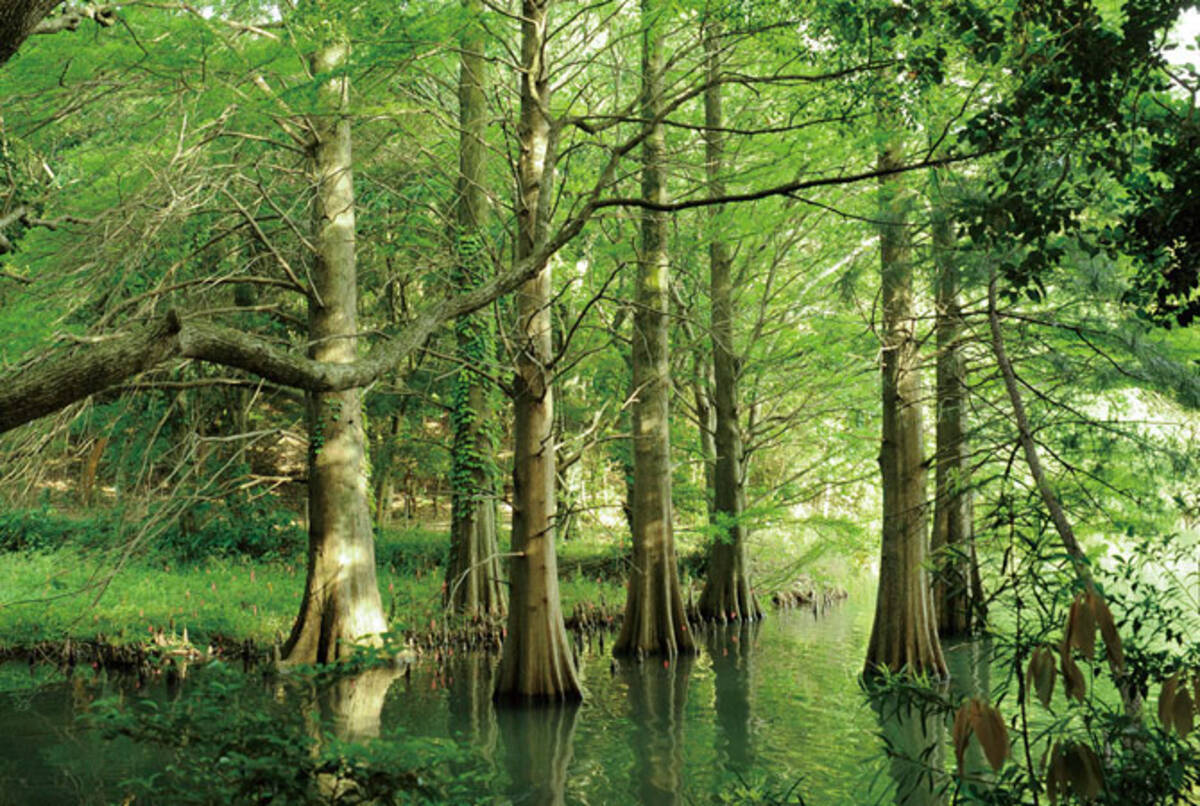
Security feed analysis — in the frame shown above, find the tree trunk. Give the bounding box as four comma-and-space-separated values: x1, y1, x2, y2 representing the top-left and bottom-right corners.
864, 138, 946, 677
0, 0, 67, 65
493, 0, 582, 701
614, 0, 696, 659
698, 20, 761, 624
930, 198, 983, 638
446, 0, 505, 620
282, 38, 388, 666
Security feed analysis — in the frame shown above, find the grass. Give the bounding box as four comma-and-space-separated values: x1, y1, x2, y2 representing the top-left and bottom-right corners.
0, 533, 628, 653
0, 509, 846, 655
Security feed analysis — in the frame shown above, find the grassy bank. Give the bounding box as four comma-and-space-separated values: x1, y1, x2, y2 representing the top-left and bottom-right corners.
0, 508, 846, 658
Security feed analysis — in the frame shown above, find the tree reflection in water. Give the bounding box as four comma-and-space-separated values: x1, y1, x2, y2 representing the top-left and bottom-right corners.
868, 637, 993, 805
706, 621, 760, 769
496, 699, 581, 806
619, 654, 695, 805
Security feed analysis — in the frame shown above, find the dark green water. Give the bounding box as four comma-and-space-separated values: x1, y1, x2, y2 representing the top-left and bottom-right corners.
0, 593, 986, 804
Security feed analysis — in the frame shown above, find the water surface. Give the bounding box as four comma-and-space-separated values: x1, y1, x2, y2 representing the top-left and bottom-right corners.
1, 593, 963, 804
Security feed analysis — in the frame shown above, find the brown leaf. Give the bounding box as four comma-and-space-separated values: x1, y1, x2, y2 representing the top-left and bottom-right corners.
1046, 742, 1065, 806
1159, 672, 1180, 730
1089, 591, 1124, 672
1028, 646, 1056, 708
1173, 688, 1194, 738
1061, 647, 1087, 703
1063, 742, 1104, 801
952, 701, 972, 771
1069, 594, 1096, 661
968, 699, 1010, 772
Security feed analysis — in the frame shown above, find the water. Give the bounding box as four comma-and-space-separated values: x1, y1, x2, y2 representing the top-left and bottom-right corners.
0, 594, 983, 804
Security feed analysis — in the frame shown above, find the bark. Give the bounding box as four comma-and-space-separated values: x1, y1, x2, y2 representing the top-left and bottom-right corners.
445, 0, 505, 620
614, 0, 696, 660
0, 0, 63, 65
864, 138, 946, 678
493, 0, 582, 701
697, 20, 761, 624
282, 39, 387, 666
930, 200, 983, 637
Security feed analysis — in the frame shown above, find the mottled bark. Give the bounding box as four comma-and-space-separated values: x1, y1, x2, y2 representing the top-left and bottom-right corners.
446, 0, 505, 620
864, 139, 946, 678
930, 202, 983, 638
282, 39, 388, 666
0, 0, 66, 65
493, 0, 582, 701
698, 20, 761, 624
615, 0, 696, 659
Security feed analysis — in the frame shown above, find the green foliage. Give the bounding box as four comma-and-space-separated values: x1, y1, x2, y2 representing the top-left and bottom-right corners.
157, 495, 304, 563
0, 506, 117, 553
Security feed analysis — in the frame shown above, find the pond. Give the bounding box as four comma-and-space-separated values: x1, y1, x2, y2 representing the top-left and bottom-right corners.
0, 589, 991, 804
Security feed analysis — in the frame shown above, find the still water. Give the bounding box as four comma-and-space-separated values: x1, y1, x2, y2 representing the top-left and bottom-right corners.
0, 594, 988, 804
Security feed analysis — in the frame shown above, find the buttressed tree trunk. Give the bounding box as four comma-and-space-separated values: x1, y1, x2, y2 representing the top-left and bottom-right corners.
930, 194, 983, 638
282, 37, 388, 665
864, 137, 946, 678
445, 0, 506, 620
493, 0, 582, 701
698, 20, 761, 624
614, 0, 696, 659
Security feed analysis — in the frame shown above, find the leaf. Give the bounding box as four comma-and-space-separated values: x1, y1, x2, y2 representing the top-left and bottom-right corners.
1046, 742, 1066, 806
1173, 688, 1194, 738
952, 701, 973, 771
1061, 645, 1087, 702
1028, 646, 1056, 708
1089, 592, 1124, 672
967, 699, 1010, 772
1159, 672, 1180, 729
1068, 594, 1096, 661
1063, 742, 1104, 801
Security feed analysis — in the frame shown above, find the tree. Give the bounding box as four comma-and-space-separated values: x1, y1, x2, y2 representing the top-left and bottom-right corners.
864, 129, 946, 677
444, 0, 505, 620
282, 33, 388, 665
697, 18, 761, 624
614, 0, 696, 660
929, 179, 983, 638
492, 0, 582, 701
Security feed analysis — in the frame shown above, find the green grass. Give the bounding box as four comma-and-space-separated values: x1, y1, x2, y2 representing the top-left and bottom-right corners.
0, 512, 845, 654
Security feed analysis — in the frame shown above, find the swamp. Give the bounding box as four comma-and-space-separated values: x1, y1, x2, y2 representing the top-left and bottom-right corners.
1, 0, 1200, 803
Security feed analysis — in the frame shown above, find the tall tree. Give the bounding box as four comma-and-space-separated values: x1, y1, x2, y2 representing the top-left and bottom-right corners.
929, 183, 983, 638
863, 132, 946, 677
283, 33, 388, 665
493, 0, 582, 701
614, 0, 696, 659
697, 19, 761, 624
445, 0, 505, 620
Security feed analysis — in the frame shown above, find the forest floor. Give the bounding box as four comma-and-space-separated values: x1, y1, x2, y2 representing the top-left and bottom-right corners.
0, 507, 844, 677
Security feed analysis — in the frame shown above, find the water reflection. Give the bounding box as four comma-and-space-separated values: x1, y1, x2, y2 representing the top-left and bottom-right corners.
620, 655, 695, 805
706, 621, 759, 768
868, 638, 995, 805
869, 688, 949, 806
324, 665, 402, 741
447, 653, 499, 761
496, 700, 580, 806
945, 638, 994, 794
